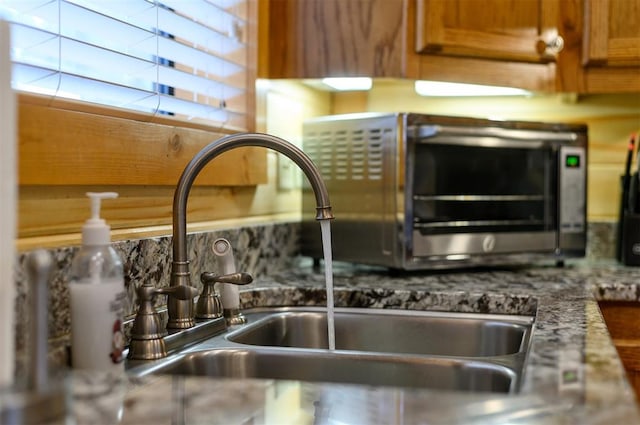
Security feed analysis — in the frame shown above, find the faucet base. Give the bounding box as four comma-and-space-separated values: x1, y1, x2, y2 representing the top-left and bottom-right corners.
224, 308, 246, 325
167, 297, 196, 329
128, 338, 167, 360
166, 318, 196, 329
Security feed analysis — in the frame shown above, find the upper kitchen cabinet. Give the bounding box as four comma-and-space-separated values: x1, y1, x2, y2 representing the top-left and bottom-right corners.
260, 0, 556, 91
413, 0, 558, 91
260, 0, 407, 78
261, 0, 638, 93
557, 0, 640, 93
415, 0, 562, 63
582, 0, 640, 67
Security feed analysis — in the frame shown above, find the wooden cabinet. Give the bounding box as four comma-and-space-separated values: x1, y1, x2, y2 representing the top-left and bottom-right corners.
598, 301, 640, 400
260, 0, 555, 91
415, 0, 561, 63
582, 0, 640, 67
557, 0, 640, 93
261, 0, 408, 78
261, 0, 639, 94
413, 0, 560, 92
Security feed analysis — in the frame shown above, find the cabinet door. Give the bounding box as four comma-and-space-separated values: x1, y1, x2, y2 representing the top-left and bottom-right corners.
583, 0, 640, 66
556, 0, 639, 93
416, 0, 562, 63
262, 0, 407, 78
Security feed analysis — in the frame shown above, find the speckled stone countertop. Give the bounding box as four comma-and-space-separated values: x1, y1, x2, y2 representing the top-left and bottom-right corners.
12, 259, 640, 424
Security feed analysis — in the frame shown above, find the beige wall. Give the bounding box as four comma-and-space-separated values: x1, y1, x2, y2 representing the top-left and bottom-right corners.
255, 80, 332, 220
272, 79, 639, 222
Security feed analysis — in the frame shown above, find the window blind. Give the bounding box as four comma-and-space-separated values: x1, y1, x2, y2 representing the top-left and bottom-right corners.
0, 0, 250, 130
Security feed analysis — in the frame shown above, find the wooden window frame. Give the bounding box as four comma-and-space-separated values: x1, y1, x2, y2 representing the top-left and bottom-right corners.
16, 93, 267, 248
18, 93, 265, 187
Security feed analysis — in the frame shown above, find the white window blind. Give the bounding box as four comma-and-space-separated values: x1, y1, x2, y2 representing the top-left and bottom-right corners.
0, 0, 250, 130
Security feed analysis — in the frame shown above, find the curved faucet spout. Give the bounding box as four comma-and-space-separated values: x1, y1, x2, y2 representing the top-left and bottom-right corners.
167, 132, 333, 329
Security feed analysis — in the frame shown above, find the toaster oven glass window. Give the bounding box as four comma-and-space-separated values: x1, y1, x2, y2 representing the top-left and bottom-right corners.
412, 144, 558, 235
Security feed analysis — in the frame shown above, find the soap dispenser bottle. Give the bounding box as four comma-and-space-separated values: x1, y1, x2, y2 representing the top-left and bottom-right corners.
69, 192, 126, 372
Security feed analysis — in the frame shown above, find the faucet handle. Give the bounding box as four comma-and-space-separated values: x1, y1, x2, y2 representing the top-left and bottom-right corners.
200, 271, 253, 286
129, 282, 199, 360
136, 281, 199, 303
196, 272, 253, 319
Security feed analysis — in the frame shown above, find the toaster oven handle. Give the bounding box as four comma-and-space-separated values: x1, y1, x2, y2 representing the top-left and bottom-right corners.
416, 125, 579, 147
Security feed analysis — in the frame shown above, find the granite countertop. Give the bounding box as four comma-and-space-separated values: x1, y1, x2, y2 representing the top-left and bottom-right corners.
15, 259, 640, 424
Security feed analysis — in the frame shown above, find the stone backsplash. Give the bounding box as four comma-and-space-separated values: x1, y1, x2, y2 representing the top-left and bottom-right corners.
13, 222, 300, 375
12, 220, 616, 377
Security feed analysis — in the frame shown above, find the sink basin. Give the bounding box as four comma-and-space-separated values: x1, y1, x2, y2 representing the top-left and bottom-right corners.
127, 307, 535, 394
227, 307, 534, 357
142, 348, 518, 393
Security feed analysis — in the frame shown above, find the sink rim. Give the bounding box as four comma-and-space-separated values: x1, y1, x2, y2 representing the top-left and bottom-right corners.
231, 306, 536, 327
126, 306, 536, 394
130, 346, 521, 393
225, 306, 535, 358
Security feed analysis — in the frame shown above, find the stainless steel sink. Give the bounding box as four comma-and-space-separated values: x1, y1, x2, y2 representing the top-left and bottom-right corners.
141, 348, 518, 392
127, 307, 535, 394
227, 307, 533, 357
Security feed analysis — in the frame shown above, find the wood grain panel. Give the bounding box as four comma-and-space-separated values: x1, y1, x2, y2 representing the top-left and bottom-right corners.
417, 54, 556, 92
599, 301, 640, 399
18, 102, 267, 186
584, 67, 640, 93
599, 302, 640, 340
17, 150, 302, 246
582, 0, 610, 65
583, 0, 640, 66
558, 0, 640, 93
17, 183, 300, 248
262, 0, 407, 78
416, 0, 555, 63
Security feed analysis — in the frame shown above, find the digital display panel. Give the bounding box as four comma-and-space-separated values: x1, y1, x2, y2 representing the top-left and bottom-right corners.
565, 154, 580, 168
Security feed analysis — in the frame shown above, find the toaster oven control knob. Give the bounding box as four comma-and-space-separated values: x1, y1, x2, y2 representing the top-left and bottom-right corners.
482, 235, 496, 253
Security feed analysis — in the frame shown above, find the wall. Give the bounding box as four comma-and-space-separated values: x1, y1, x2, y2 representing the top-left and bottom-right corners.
256, 79, 333, 201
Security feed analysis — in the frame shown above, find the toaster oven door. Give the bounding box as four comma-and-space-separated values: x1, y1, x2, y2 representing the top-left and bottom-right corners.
409, 129, 559, 257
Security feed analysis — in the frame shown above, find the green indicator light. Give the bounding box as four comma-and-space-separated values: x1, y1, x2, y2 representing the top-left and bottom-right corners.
565, 155, 580, 168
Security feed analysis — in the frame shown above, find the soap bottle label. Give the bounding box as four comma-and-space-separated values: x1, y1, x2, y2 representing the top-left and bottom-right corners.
69, 278, 126, 370
109, 291, 126, 364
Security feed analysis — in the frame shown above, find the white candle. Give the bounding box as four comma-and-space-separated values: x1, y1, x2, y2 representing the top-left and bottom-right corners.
0, 19, 16, 389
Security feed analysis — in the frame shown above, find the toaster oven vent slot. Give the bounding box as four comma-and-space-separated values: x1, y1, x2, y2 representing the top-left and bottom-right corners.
303, 127, 392, 181
334, 130, 349, 180
367, 130, 384, 180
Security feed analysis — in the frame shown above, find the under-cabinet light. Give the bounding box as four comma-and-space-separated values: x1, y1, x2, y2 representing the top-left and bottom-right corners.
414, 80, 531, 97
322, 77, 373, 91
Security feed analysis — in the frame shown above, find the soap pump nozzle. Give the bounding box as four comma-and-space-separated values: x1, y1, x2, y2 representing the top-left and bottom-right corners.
82, 192, 118, 246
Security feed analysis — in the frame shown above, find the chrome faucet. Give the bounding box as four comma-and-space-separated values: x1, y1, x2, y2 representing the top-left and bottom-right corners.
167, 133, 334, 329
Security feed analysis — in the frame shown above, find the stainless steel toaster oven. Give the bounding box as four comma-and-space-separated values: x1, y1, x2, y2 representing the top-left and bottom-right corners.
301, 112, 587, 270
